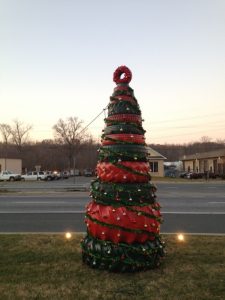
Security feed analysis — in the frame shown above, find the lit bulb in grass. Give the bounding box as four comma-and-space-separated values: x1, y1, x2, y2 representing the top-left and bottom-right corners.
177, 234, 185, 242
65, 232, 72, 240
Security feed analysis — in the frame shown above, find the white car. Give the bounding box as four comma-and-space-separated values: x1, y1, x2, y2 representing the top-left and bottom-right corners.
0, 170, 21, 181
21, 171, 47, 181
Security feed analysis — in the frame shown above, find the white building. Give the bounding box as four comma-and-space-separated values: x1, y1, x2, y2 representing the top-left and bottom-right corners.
148, 147, 166, 177
0, 158, 22, 174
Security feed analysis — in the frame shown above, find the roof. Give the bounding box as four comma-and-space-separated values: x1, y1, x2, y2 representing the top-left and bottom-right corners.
147, 147, 167, 160
181, 148, 225, 161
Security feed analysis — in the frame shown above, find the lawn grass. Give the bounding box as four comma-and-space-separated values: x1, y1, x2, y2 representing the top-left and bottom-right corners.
0, 234, 224, 300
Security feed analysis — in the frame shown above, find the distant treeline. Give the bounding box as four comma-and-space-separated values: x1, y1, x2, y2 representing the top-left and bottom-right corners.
1, 139, 225, 172
149, 140, 225, 161
0, 140, 99, 172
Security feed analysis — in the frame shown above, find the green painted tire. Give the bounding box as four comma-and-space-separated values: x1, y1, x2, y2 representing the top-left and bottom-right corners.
104, 124, 145, 135
108, 101, 141, 116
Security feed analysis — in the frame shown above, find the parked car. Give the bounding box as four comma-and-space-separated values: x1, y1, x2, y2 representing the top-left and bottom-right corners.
44, 171, 61, 180
21, 171, 47, 181
60, 171, 69, 179
180, 172, 204, 179
164, 169, 180, 178
52, 171, 61, 180
83, 168, 93, 177
208, 172, 217, 179
0, 170, 21, 181
179, 172, 189, 178
44, 171, 56, 181
70, 169, 80, 176
165, 171, 176, 178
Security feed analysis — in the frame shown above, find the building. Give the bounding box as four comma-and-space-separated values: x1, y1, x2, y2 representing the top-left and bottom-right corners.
148, 147, 166, 177
0, 158, 22, 174
180, 148, 225, 175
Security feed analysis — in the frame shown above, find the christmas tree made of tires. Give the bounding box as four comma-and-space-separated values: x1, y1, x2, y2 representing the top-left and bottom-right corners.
81, 66, 165, 272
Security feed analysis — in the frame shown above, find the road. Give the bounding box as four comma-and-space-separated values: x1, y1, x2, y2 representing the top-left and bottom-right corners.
0, 181, 225, 234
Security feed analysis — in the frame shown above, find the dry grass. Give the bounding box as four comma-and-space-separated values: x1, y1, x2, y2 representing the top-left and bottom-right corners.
0, 234, 224, 300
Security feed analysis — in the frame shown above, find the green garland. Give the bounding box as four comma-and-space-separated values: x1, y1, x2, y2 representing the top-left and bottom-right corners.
81, 234, 165, 272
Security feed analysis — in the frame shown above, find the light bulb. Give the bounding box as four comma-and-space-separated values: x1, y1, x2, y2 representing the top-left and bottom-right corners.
65, 232, 72, 239
177, 234, 185, 242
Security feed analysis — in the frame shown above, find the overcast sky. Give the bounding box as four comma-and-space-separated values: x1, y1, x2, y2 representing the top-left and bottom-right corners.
0, 0, 225, 144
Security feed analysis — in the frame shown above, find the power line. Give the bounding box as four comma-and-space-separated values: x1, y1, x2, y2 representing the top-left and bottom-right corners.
150, 121, 225, 132
79, 105, 109, 135
149, 127, 225, 141
149, 112, 225, 125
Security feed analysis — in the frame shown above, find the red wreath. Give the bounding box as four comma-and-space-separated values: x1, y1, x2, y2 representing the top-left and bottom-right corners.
113, 66, 132, 84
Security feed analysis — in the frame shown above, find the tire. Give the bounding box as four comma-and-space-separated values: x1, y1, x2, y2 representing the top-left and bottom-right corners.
104, 124, 145, 135
108, 102, 141, 116
97, 161, 150, 183
9, 177, 15, 181
106, 114, 142, 125
102, 134, 145, 145
101, 144, 149, 154
85, 201, 160, 244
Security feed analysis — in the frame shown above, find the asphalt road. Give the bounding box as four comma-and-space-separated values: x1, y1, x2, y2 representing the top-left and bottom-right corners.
0, 180, 225, 234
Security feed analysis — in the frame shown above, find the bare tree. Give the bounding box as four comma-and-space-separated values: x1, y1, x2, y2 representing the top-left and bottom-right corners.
52, 117, 88, 170
0, 123, 11, 145
200, 136, 212, 143
10, 120, 32, 152
0, 123, 12, 169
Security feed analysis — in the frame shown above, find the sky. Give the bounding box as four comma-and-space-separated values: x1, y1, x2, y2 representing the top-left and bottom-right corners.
0, 0, 225, 144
